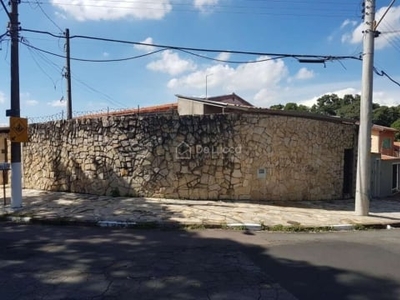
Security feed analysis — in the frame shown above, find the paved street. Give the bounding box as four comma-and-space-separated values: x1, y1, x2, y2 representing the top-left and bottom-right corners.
1, 224, 400, 300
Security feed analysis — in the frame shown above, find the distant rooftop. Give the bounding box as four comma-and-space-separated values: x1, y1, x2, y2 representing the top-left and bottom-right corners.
205, 93, 254, 107
78, 103, 178, 119
372, 124, 398, 132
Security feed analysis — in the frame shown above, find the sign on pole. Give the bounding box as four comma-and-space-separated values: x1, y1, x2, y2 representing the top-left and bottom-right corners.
9, 117, 28, 143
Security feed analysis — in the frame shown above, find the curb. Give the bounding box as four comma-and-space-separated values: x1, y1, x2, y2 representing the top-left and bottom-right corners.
1, 215, 400, 232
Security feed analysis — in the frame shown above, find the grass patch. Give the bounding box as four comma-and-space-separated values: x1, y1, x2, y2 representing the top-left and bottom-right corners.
182, 223, 207, 230
353, 224, 367, 231
263, 224, 334, 232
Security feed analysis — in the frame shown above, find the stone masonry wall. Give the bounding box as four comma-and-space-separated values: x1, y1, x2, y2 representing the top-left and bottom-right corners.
22, 114, 357, 201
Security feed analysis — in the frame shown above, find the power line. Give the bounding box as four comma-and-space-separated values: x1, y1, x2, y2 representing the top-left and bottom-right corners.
71, 75, 127, 108
23, 0, 357, 18
20, 40, 168, 62
24, 38, 58, 89
33, 0, 63, 33
20, 28, 362, 62
0, 31, 8, 39
18, 27, 400, 89
0, 0, 10, 19
374, 68, 400, 88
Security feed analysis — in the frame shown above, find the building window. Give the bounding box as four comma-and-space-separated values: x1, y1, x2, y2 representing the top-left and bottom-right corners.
382, 138, 391, 149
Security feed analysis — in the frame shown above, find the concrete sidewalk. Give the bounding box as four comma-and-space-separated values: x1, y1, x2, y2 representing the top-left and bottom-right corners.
1, 188, 400, 230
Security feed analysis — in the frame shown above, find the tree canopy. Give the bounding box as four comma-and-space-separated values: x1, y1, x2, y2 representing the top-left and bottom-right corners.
270, 93, 400, 132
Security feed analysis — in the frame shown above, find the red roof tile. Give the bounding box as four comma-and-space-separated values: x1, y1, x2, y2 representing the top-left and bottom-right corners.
79, 103, 177, 119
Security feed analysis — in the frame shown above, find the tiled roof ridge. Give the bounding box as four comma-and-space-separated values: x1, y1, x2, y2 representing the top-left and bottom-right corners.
77, 103, 177, 119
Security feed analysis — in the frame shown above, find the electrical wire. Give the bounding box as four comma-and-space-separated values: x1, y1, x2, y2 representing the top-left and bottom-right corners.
34, 0, 64, 33
28, 0, 357, 17
17, 27, 400, 89
24, 38, 58, 89
177, 48, 287, 64
374, 68, 400, 88
20, 28, 362, 62
20, 40, 168, 62
0, 31, 8, 39
0, 0, 10, 19
71, 75, 127, 108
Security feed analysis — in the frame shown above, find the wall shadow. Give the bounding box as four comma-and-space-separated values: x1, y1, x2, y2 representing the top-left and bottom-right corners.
0, 224, 399, 300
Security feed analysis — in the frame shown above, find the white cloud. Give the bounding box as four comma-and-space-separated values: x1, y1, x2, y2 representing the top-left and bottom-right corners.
147, 50, 197, 75
54, 11, 67, 20
21, 93, 39, 106
341, 19, 357, 29
295, 68, 315, 80
342, 6, 400, 49
25, 100, 39, 106
216, 52, 231, 61
51, 0, 172, 21
135, 37, 155, 52
47, 99, 66, 107
373, 90, 398, 106
168, 56, 288, 106
194, 0, 219, 12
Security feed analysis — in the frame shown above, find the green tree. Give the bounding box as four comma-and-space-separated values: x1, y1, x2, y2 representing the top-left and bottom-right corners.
372, 106, 399, 127
313, 94, 341, 116
391, 119, 400, 141
270, 104, 284, 110
284, 102, 299, 111
336, 94, 360, 120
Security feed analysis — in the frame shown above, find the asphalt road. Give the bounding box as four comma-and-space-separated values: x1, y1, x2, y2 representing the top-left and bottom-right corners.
0, 223, 399, 300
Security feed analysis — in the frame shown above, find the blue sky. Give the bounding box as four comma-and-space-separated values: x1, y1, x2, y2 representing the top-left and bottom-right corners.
0, 0, 399, 124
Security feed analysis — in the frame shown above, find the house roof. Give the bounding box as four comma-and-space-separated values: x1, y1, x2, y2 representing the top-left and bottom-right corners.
78, 103, 178, 119
176, 95, 358, 125
381, 154, 400, 161
0, 127, 9, 134
205, 93, 254, 107
372, 124, 398, 132
393, 142, 400, 149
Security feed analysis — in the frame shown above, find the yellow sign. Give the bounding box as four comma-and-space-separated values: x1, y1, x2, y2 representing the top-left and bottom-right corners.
9, 117, 28, 143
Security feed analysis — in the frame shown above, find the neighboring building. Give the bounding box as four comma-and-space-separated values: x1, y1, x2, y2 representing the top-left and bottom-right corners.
77, 93, 253, 119
205, 93, 254, 106
370, 124, 400, 198
371, 124, 397, 157
176, 94, 254, 116
79, 103, 178, 119
393, 141, 400, 157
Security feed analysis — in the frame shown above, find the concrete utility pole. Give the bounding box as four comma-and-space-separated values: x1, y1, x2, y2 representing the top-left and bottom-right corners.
9, 0, 22, 208
355, 0, 376, 216
65, 28, 72, 119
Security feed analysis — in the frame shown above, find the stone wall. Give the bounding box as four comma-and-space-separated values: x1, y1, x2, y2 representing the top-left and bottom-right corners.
22, 113, 357, 201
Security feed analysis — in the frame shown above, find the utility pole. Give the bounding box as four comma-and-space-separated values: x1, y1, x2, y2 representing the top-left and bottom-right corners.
65, 28, 72, 119
355, 0, 375, 216
9, 0, 22, 208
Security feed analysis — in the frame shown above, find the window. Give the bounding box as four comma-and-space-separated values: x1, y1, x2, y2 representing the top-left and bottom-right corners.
382, 138, 391, 149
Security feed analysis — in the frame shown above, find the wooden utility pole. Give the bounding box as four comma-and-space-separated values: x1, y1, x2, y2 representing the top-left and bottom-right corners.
65, 28, 72, 119
9, 0, 22, 208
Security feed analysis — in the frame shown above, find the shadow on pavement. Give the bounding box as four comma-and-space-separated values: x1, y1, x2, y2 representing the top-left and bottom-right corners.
0, 224, 399, 300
